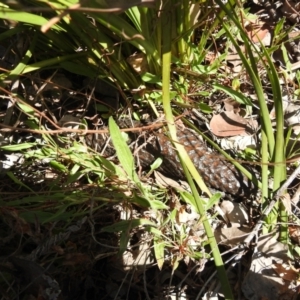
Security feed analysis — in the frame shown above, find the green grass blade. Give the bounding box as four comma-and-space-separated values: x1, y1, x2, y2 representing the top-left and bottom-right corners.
0, 143, 36, 151
108, 117, 142, 186
6, 171, 36, 193
153, 237, 165, 270
101, 219, 157, 232
0, 7, 62, 29
213, 83, 253, 106
161, 1, 233, 298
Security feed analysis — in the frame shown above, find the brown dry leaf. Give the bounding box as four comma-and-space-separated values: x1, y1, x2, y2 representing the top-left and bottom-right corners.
219, 135, 256, 151
284, 103, 300, 126
220, 200, 248, 226
176, 205, 189, 224
2, 208, 33, 236
118, 236, 154, 271
205, 51, 217, 64
282, 0, 300, 24
154, 171, 187, 191
242, 232, 299, 300
291, 185, 300, 206
127, 52, 149, 74
63, 253, 91, 266
289, 226, 300, 245
226, 45, 246, 71
58, 115, 81, 129
13, 218, 33, 236
273, 262, 300, 282
210, 111, 251, 137
223, 98, 241, 112
280, 193, 291, 214
245, 21, 271, 46
214, 226, 252, 247
52, 245, 64, 255
293, 124, 300, 135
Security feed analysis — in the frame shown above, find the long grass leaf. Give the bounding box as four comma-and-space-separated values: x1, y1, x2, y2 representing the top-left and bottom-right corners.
6, 171, 35, 193
108, 117, 141, 185
161, 1, 233, 298
101, 219, 157, 232
0, 8, 62, 29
